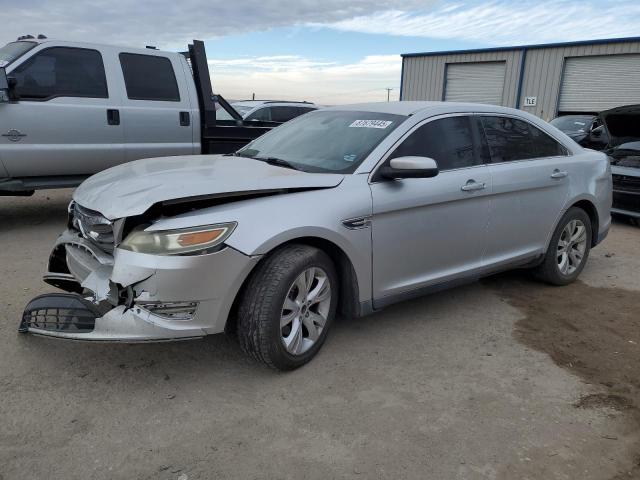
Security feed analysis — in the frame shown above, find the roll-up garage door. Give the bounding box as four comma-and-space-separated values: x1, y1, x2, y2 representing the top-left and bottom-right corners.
444, 62, 506, 105
558, 54, 640, 112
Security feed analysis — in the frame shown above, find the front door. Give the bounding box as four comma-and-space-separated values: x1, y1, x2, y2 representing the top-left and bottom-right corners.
1, 45, 124, 177
370, 115, 492, 305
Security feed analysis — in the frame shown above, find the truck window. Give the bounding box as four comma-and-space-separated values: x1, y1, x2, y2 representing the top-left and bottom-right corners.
119, 53, 180, 101
11, 47, 108, 100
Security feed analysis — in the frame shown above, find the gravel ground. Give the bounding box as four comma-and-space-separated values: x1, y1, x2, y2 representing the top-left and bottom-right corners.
1, 189, 638, 480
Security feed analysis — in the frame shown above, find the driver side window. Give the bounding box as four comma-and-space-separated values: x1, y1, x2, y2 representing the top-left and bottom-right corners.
11, 47, 108, 100
390, 116, 479, 171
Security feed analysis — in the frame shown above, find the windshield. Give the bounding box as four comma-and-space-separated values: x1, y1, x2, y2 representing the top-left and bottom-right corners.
236, 110, 405, 173
0, 41, 36, 68
550, 115, 595, 133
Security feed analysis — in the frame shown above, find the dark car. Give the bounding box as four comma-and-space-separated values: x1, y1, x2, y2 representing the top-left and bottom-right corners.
601, 106, 640, 224
550, 114, 608, 149
552, 106, 640, 224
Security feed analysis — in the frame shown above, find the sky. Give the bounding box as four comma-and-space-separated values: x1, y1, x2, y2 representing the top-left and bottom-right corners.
2, 0, 639, 104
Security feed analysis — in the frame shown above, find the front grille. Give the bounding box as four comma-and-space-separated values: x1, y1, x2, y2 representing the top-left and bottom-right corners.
613, 191, 640, 213
612, 174, 640, 193
71, 203, 115, 253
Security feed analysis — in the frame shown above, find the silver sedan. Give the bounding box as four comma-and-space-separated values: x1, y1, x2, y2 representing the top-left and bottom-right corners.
22, 102, 612, 370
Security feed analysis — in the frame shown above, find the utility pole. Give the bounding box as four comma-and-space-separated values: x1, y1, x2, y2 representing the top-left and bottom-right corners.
385, 88, 393, 102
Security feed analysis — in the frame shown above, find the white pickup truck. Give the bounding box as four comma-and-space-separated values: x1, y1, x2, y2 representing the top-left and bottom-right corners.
0, 36, 309, 195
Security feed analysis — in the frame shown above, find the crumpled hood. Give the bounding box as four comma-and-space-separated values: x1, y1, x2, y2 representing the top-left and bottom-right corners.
74, 155, 344, 219
600, 105, 640, 147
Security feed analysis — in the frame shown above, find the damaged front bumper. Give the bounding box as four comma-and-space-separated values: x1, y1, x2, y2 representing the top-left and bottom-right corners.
22, 229, 260, 341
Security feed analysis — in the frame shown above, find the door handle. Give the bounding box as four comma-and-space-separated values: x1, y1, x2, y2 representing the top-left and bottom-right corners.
179, 111, 190, 126
107, 109, 120, 126
461, 180, 486, 192
550, 169, 568, 179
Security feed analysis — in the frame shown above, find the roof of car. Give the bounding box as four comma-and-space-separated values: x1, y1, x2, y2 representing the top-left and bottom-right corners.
232, 100, 315, 107
324, 101, 526, 117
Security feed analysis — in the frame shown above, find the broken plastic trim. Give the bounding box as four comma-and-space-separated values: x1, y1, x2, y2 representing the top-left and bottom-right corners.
20, 293, 104, 334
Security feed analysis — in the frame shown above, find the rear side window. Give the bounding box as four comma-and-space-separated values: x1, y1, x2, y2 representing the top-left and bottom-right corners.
246, 107, 271, 122
480, 116, 566, 163
119, 53, 180, 101
271, 106, 313, 123
390, 116, 478, 171
11, 47, 107, 100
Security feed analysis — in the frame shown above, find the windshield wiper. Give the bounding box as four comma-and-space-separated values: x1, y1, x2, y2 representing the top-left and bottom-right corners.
252, 156, 300, 171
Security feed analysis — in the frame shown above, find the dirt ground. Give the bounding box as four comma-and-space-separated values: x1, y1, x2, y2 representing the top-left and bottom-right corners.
484, 273, 640, 479
1, 189, 639, 480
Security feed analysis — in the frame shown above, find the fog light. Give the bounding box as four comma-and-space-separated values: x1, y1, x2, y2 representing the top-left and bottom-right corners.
138, 301, 198, 321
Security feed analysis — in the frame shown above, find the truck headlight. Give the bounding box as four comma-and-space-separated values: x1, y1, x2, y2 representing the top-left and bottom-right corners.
120, 222, 236, 255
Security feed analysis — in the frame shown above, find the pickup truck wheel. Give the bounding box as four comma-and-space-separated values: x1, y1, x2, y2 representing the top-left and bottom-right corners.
237, 244, 338, 370
533, 207, 592, 286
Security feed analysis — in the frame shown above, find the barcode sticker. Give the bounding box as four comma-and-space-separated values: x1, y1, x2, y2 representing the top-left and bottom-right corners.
349, 120, 393, 129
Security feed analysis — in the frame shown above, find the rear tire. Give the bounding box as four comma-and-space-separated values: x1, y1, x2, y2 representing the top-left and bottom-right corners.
236, 244, 338, 370
532, 207, 592, 286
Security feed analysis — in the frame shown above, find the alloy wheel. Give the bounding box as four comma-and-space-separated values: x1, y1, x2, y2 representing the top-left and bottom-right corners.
280, 267, 331, 355
557, 219, 587, 276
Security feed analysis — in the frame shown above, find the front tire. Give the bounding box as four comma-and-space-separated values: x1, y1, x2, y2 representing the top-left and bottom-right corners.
533, 207, 592, 286
237, 244, 338, 370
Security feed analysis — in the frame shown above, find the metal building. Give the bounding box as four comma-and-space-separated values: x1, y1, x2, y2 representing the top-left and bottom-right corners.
400, 37, 640, 121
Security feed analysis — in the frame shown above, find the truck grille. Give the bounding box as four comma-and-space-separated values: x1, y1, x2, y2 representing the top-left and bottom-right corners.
71, 203, 115, 253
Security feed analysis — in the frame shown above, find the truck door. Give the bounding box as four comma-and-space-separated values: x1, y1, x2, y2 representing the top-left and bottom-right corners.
0, 45, 125, 177
117, 52, 195, 161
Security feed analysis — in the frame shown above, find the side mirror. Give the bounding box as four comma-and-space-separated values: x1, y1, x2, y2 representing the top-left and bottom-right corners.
0, 67, 9, 103
379, 156, 439, 180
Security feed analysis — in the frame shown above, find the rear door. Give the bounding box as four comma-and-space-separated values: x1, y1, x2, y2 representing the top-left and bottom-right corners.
117, 51, 195, 162
370, 114, 492, 304
480, 115, 571, 266
1, 45, 125, 177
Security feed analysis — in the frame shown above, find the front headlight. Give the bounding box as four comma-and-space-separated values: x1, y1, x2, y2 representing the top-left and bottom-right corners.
119, 222, 237, 255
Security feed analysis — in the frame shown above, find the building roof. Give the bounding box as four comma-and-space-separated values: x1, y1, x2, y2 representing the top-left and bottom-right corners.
401, 36, 640, 58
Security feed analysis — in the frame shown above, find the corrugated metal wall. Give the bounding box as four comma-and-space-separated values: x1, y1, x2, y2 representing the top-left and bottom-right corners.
521, 41, 640, 120
401, 40, 640, 121
401, 50, 523, 106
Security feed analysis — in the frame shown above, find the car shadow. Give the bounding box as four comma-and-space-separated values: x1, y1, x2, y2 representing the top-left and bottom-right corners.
0, 189, 72, 231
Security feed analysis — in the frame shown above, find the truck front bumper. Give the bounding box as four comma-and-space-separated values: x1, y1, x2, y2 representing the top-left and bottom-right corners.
21, 229, 260, 341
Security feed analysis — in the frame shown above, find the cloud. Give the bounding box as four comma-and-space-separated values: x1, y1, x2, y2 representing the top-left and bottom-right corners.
210, 54, 401, 104
0, 0, 432, 49
208, 56, 337, 72
322, 1, 640, 46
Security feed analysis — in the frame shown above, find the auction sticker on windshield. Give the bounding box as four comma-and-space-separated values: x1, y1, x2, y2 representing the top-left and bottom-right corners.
349, 120, 393, 129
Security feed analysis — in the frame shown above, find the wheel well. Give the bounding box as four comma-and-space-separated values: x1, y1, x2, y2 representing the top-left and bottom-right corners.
225, 237, 361, 334
571, 200, 599, 246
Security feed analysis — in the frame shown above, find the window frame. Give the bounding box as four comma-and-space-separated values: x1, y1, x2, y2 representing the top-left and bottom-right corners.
118, 52, 180, 102
370, 113, 487, 183
476, 113, 570, 165
10, 46, 109, 102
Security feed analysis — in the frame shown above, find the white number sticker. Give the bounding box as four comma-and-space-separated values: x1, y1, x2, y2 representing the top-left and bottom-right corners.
349, 120, 393, 129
